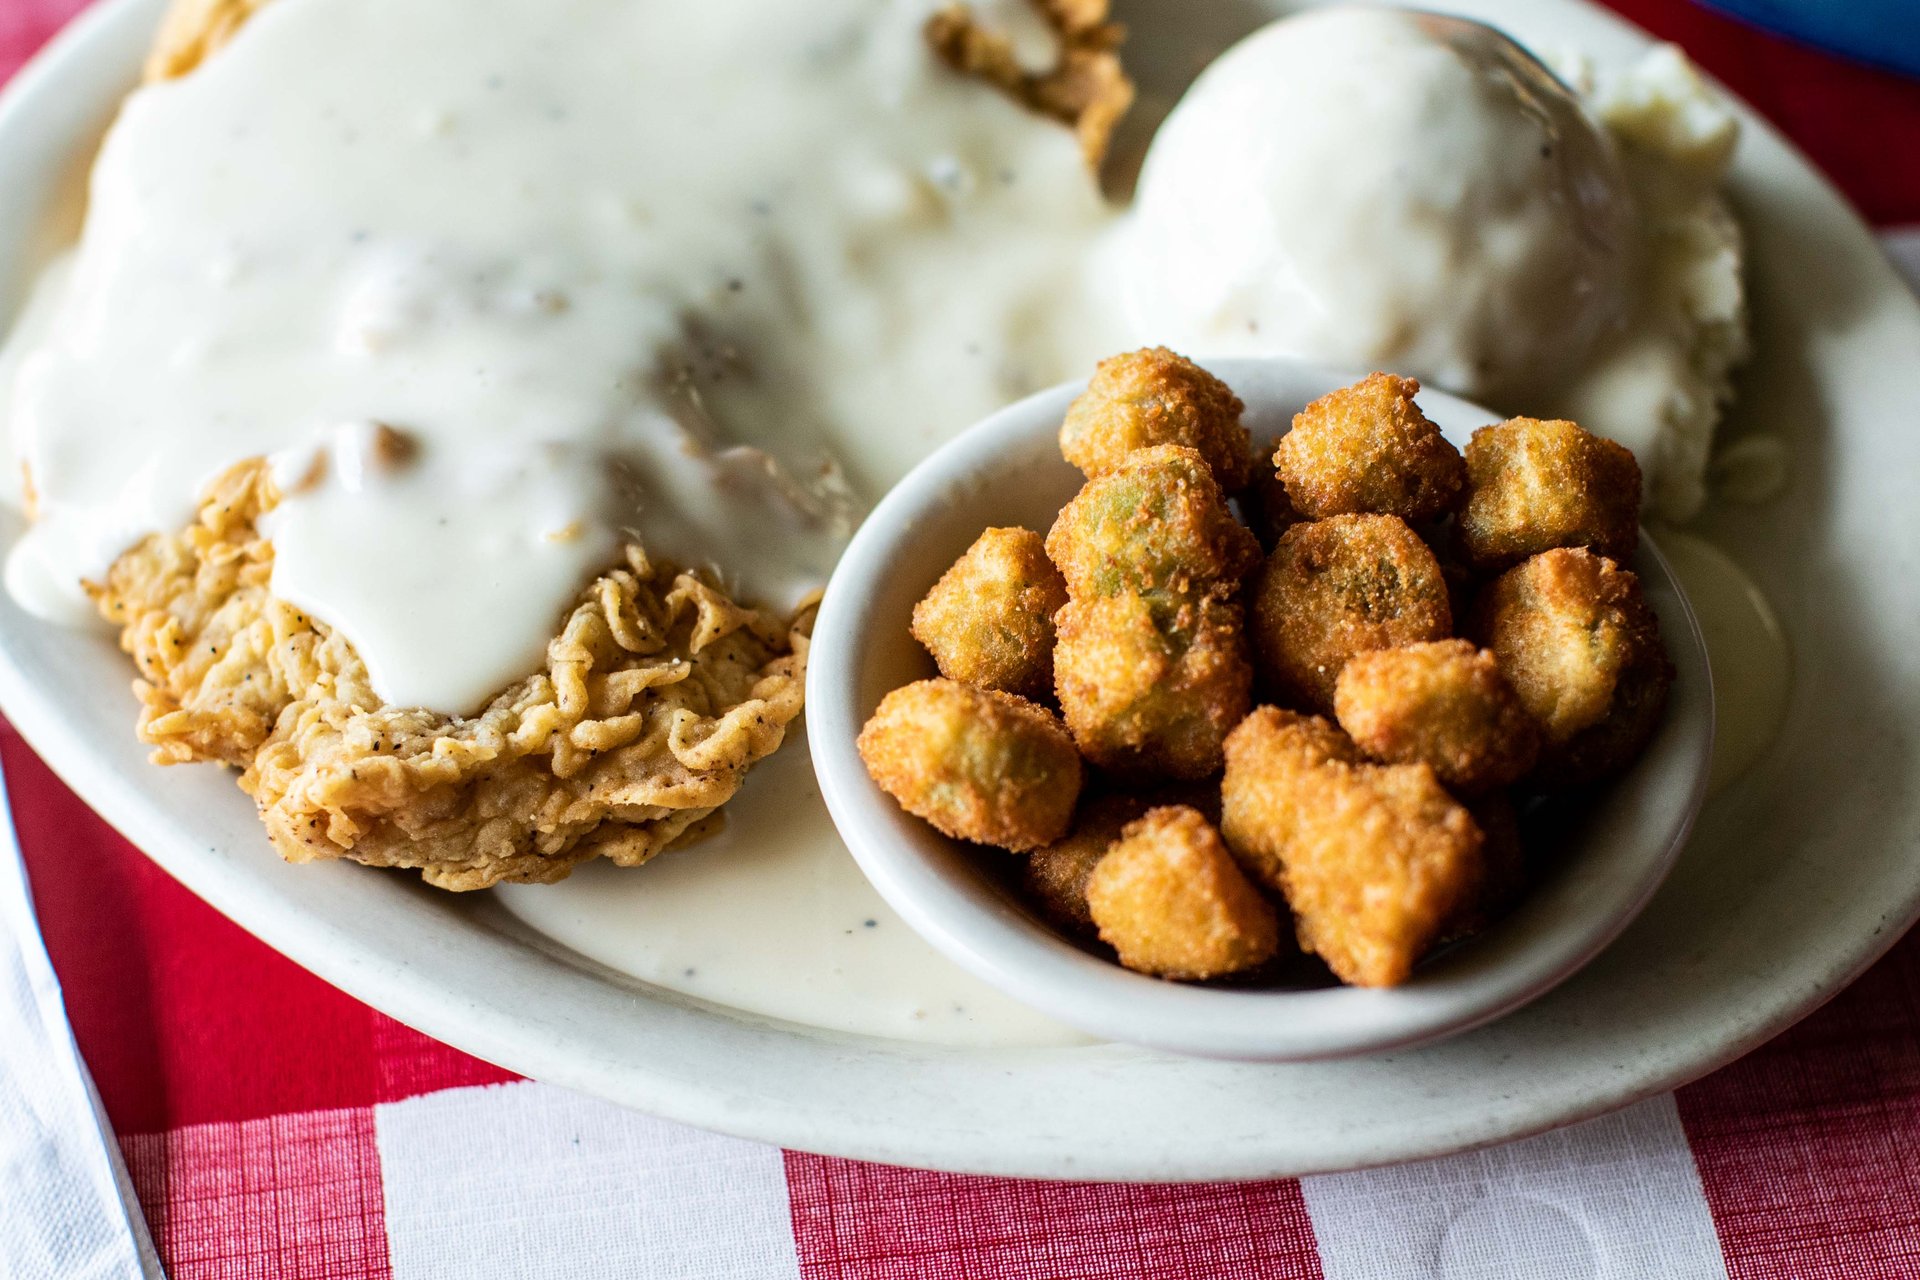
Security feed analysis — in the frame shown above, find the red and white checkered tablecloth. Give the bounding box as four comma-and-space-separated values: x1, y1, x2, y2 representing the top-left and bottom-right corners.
7, 1, 1920, 1276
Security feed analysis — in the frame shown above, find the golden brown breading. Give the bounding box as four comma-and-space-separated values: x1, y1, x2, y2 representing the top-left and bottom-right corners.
1443, 791, 1527, 941
1248, 514, 1452, 713
1242, 436, 1303, 549
1045, 445, 1261, 600
1470, 547, 1672, 785
1542, 648, 1673, 787
910, 527, 1068, 700
925, 0, 1135, 169
858, 678, 1082, 851
1220, 707, 1482, 987
1428, 521, 1480, 631
92, 462, 813, 891
1052, 590, 1251, 780
1022, 784, 1221, 938
1274, 373, 1465, 522
145, 0, 274, 81
1218, 707, 1357, 898
1022, 791, 1146, 938
1333, 640, 1541, 795
1059, 348, 1252, 491
1458, 417, 1642, 573
1086, 805, 1280, 980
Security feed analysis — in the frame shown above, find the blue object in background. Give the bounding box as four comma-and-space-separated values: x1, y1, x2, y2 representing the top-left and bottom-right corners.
1699, 0, 1920, 79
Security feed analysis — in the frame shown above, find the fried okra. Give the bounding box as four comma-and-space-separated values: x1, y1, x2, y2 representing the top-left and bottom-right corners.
1221, 707, 1483, 987
1471, 548, 1673, 786
1218, 707, 1358, 900
1444, 792, 1527, 941
1086, 805, 1281, 979
1022, 792, 1148, 938
1060, 347, 1253, 491
1458, 417, 1642, 572
858, 678, 1082, 851
910, 527, 1068, 700
1242, 436, 1303, 549
1249, 514, 1452, 713
1274, 373, 1465, 522
1045, 445, 1261, 600
1333, 640, 1541, 795
1053, 591, 1252, 780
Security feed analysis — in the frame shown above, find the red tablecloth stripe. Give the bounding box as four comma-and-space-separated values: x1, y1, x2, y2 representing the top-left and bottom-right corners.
784, 1154, 1326, 1280
1675, 929, 1920, 1276
0, 0, 88, 72
2, 731, 518, 1136
121, 1109, 394, 1280
1591, 0, 1920, 225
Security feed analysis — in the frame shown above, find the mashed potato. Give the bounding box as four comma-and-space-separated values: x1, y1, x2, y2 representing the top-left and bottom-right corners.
1122, 9, 1637, 408
1120, 10, 1748, 521
1545, 45, 1750, 520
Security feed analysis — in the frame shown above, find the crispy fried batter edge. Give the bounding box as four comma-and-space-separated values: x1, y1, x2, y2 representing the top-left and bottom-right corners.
91, 460, 815, 891
145, 0, 274, 81
925, 0, 1135, 169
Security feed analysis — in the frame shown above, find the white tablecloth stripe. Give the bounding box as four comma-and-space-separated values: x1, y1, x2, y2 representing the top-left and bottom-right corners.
1301, 1095, 1727, 1280
375, 1081, 802, 1280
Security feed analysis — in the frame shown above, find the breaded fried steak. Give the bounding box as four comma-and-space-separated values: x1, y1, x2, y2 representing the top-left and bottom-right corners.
92, 461, 812, 890
63, 0, 1108, 889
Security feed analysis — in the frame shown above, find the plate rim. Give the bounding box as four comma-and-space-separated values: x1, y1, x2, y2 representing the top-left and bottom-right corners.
2, 0, 1918, 1181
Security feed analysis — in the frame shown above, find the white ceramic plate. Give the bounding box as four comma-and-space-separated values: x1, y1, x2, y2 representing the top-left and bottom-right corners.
808, 360, 1714, 1061
2, 0, 1918, 1181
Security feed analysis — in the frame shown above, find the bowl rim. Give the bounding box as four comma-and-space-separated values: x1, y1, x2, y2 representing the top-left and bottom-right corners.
808, 356, 1716, 1061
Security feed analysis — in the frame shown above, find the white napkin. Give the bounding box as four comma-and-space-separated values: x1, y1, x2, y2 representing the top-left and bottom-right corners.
1886, 226, 1920, 289
0, 756, 162, 1280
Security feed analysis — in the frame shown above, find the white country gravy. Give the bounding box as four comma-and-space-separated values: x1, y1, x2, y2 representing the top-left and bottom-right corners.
495, 730, 1086, 1045
0, 0, 1122, 712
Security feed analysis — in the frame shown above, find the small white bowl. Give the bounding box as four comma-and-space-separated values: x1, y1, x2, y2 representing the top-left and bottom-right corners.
808, 358, 1713, 1062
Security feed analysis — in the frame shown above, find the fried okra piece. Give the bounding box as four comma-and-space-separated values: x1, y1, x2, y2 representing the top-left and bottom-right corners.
910, 527, 1068, 700
1086, 805, 1281, 980
1022, 792, 1149, 938
858, 679, 1082, 851
1221, 707, 1483, 987
1442, 791, 1527, 941
1242, 436, 1303, 549
1059, 347, 1253, 491
1249, 514, 1452, 713
1274, 373, 1465, 522
1428, 522, 1480, 629
1053, 591, 1252, 780
1471, 548, 1673, 786
1045, 445, 1261, 600
1218, 707, 1359, 900
1023, 783, 1222, 938
1458, 417, 1642, 572
1333, 640, 1541, 795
